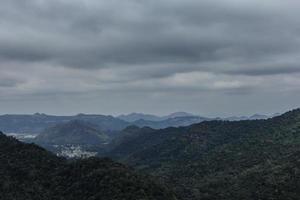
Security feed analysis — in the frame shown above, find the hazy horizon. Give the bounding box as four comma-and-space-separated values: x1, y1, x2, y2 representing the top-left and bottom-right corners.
0, 108, 292, 119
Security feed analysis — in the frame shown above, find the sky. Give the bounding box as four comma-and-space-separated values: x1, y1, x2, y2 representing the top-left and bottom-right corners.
0, 0, 300, 117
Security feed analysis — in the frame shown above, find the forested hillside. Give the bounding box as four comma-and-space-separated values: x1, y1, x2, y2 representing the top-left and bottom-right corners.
0, 113, 130, 133
0, 132, 176, 200
35, 120, 109, 145
108, 109, 300, 200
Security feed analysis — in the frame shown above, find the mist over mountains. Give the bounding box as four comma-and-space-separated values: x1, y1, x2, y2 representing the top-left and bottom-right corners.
118, 112, 196, 122
0, 111, 277, 135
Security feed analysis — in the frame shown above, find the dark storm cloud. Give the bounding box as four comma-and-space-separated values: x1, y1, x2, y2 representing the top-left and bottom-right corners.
0, 0, 299, 73
0, 0, 299, 115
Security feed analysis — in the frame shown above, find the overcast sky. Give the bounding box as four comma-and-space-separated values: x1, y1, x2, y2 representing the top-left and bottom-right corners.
0, 0, 300, 117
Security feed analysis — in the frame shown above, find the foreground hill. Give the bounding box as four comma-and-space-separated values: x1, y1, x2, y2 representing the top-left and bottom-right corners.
0, 132, 177, 200
108, 109, 300, 200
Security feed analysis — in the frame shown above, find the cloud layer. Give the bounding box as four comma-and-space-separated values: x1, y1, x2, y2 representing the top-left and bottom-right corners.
0, 0, 300, 116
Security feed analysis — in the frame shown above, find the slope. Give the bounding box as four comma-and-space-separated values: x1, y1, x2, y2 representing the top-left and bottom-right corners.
0, 132, 177, 200
107, 109, 300, 200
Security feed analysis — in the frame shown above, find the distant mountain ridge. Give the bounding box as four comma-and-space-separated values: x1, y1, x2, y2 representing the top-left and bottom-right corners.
132, 116, 210, 129
0, 112, 280, 134
119, 112, 277, 123
0, 113, 130, 134
120, 112, 277, 129
118, 112, 195, 122
223, 113, 280, 121
118, 113, 163, 122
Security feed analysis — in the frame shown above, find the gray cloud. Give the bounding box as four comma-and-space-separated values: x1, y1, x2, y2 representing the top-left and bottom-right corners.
0, 0, 299, 116
0, 78, 22, 88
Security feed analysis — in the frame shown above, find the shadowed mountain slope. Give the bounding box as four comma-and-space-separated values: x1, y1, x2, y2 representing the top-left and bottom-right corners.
107, 109, 300, 200
132, 116, 210, 129
35, 120, 109, 145
0, 132, 177, 200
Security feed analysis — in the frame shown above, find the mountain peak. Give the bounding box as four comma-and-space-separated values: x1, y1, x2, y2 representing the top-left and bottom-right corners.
118, 113, 161, 122
163, 112, 195, 119
35, 120, 109, 145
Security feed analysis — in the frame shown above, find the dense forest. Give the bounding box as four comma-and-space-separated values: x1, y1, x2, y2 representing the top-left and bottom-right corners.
107, 109, 300, 200
35, 120, 109, 145
0, 132, 176, 200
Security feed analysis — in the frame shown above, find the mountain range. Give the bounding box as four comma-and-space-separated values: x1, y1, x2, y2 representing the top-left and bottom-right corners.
0, 112, 277, 134
118, 112, 196, 122
0, 113, 129, 134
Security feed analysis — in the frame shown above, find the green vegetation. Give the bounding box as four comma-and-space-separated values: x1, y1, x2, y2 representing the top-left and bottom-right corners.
108, 109, 300, 200
0, 133, 177, 200
35, 120, 109, 145
2, 109, 300, 200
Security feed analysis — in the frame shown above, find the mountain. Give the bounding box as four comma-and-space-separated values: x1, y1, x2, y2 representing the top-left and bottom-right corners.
120, 112, 275, 129
163, 112, 195, 119
224, 114, 269, 121
108, 126, 151, 150
223, 115, 249, 121
0, 112, 278, 135
73, 114, 130, 131
108, 125, 167, 159
249, 114, 269, 120
34, 120, 111, 158
35, 120, 109, 145
118, 112, 196, 122
0, 113, 130, 134
118, 113, 162, 122
0, 132, 177, 200
107, 109, 300, 200
132, 116, 210, 129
